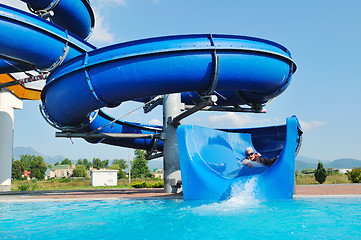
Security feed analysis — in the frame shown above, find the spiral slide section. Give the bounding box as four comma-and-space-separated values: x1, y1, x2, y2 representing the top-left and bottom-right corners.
0, 0, 301, 199
39, 33, 296, 151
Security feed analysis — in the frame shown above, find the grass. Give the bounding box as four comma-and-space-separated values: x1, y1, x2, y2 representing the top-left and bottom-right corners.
296, 173, 350, 185
11, 178, 163, 191
11, 174, 353, 191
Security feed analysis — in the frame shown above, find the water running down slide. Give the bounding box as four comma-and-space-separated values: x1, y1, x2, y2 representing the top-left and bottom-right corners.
0, 0, 302, 200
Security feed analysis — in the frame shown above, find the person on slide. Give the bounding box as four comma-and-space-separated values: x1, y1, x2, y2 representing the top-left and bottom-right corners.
242, 147, 277, 168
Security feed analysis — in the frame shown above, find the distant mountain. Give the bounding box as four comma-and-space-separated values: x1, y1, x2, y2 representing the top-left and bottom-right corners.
296, 155, 331, 164
147, 158, 163, 170
295, 156, 361, 171
295, 160, 317, 171
13, 146, 43, 158
14, 147, 360, 171
13, 146, 69, 165
327, 159, 361, 169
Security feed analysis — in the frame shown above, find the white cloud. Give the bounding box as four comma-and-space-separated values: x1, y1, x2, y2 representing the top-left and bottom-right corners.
208, 113, 253, 128
90, 0, 126, 7
91, 0, 159, 7
1, 1, 27, 11
88, 10, 116, 46
299, 120, 326, 132
108, 0, 127, 5
148, 119, 161, 126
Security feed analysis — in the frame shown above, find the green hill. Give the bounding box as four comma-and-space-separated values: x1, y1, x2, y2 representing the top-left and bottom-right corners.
327, 158, 361, 169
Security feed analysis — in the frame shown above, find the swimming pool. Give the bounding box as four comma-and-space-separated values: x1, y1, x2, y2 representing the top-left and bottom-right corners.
1, 195, 360, 240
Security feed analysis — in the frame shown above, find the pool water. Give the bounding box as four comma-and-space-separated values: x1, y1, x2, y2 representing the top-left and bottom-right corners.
1, 193, 360, 240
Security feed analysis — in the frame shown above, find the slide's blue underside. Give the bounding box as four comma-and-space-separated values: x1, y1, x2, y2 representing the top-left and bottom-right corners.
0, 0, 301, 200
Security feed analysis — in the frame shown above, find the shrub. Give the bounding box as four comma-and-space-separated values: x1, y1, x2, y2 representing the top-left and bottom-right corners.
59, 177, 70, 183
314, 161, 327, 184
151, 182, 164, 188
18, 184, 30, 191
346, 168, 361, 183
131, 181, 164, 188
72, 165, 87, 178
131, 181, 147, 188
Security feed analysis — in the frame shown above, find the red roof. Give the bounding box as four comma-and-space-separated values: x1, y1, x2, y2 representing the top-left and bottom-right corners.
24, 170, 31, 177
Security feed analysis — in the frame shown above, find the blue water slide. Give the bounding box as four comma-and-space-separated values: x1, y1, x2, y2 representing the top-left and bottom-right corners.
41, 34, 296, 129
0, 3, 95, 74
80, 110, 164, 151
20, 0, 95, 40
0, 1, 302, 201
0, 2, 297, 153
177, 116, 302, 201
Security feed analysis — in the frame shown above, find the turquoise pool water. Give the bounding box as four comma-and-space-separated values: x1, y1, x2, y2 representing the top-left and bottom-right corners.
1, 195, 360, 240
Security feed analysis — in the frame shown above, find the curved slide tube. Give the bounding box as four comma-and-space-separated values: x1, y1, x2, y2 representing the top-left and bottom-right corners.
0, 3, 95, 74
41, 34, 296, 128
177, 116, 302, 201
20, 0, 95, 40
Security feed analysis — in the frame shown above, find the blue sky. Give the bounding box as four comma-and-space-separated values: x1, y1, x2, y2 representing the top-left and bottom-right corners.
4, 0, 361, 162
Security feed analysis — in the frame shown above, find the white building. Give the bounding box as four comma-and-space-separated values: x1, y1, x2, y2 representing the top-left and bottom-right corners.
338, 169, 352, 174
90, 170, 118, 186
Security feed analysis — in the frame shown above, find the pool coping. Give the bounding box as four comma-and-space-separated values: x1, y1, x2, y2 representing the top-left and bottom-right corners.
1, 184, 361, 202
294, 195, 361, 199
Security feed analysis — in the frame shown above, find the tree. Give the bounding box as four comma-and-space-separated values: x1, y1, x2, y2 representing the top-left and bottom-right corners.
60, 158, 72, 166
77, 159, 92, 170
131, 149, 151, 178
30, 156, 47, 180
109, 164, 126, 179
19, 154, 33, 170
19, 155, 47, 180
314, 161, 327, 184
31, 168, 42, 180
72, 165, 87, 178
91, 158, 109, 170
12, 160, 25, 180
92, 158, 103, 170
103, 159, 109, 168
112, 159, 128, 169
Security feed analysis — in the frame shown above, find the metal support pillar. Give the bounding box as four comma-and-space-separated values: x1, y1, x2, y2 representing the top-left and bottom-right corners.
162, 93, 182, 193
0, 89, 23, 191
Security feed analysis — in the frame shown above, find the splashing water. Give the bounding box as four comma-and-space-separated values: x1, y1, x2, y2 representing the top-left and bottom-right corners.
228, 176, 259, 204
191, 177, 260, 215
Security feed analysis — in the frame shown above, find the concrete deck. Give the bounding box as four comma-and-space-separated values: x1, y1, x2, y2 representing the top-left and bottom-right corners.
0, 184, 360, 202
294, 184, 361, 199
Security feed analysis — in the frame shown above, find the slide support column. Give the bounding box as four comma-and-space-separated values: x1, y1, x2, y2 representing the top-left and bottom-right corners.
0, 89, 23, 191
162, 93, 182, 193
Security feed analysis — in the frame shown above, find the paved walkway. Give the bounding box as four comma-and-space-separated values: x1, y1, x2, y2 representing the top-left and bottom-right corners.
1, 184, 361, 202
295, 184, 361, 198
0, 188, 182, 202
